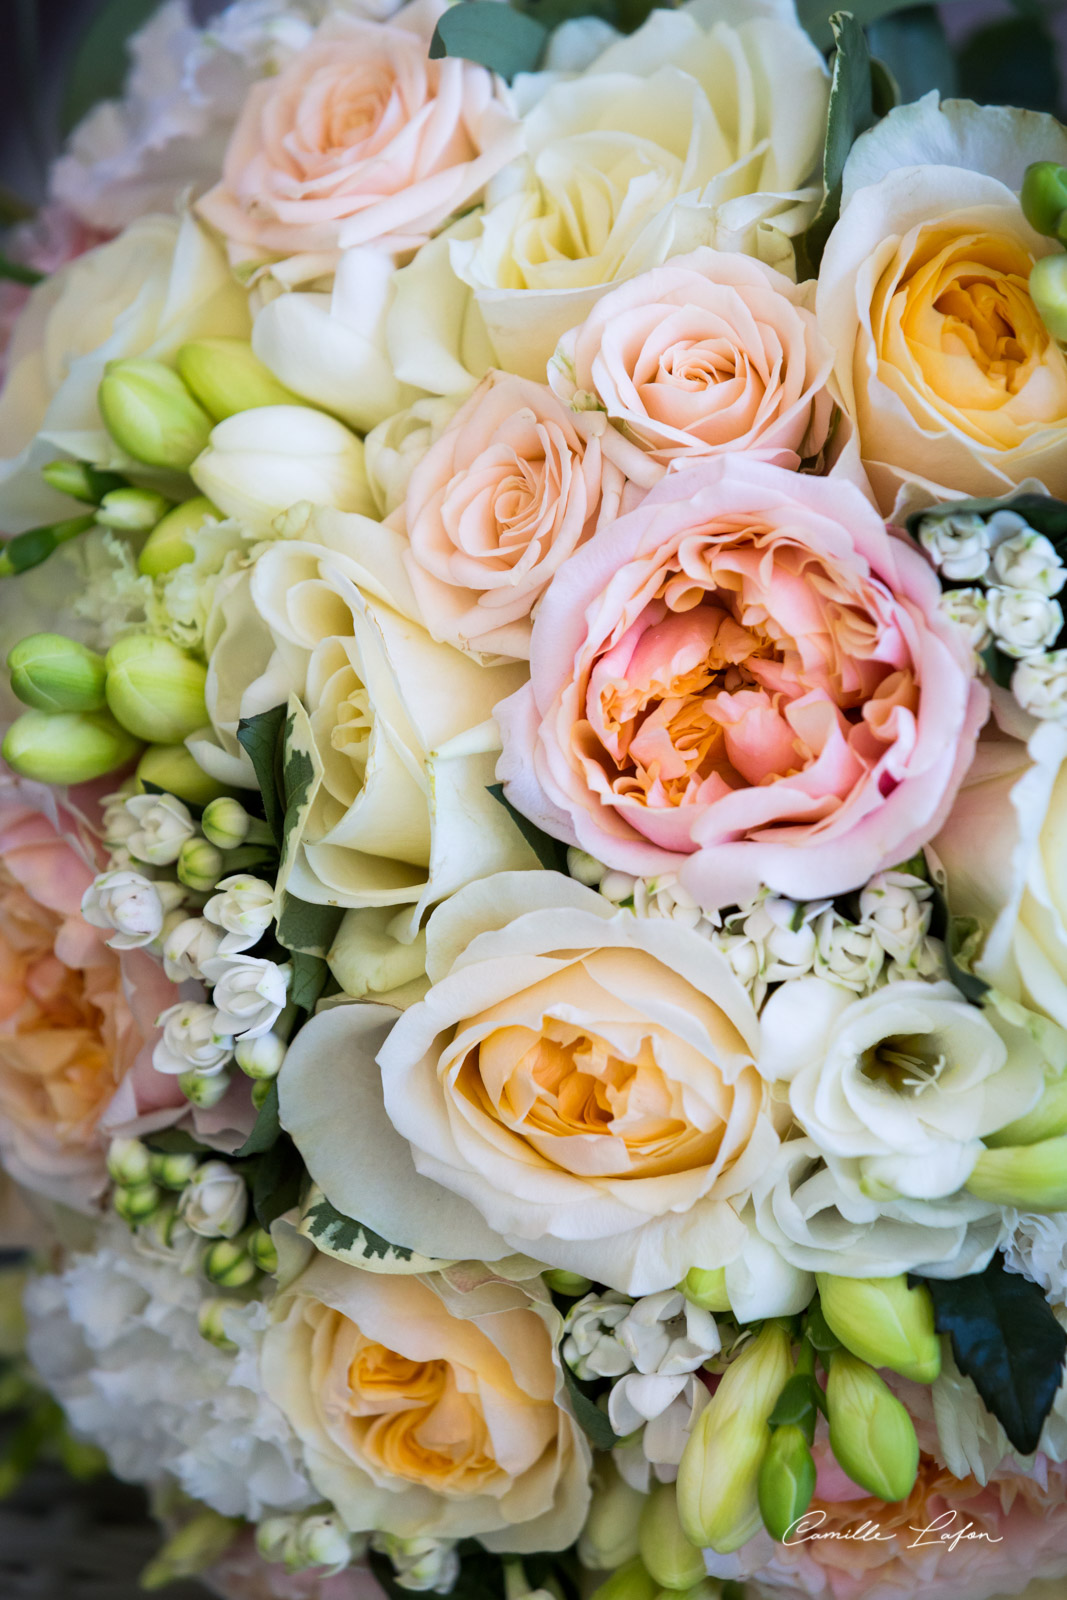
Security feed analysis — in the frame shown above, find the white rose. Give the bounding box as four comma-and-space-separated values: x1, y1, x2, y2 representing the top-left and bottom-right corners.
162, 915, 225, 983
204, 875, 275, 954
202, 954, 290, 1040
124, 792, 196, 865
179, 1160, 248, 1238
987, 586, 1064, 659
917, 512, 990, 581
992, 528, 1067, 597
153, 1001, 234, 1076
0, 212, 250, 531
1014, 651, 1067, 721
448, 0, 828, 379
81, 870, 163, 949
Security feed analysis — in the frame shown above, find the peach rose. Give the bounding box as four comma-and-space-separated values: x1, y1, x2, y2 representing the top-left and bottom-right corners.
262, 1248, 591, 1549
197, 0, 521, 272
496, 457, 988, 912
0, 771, 185, 1209
549, 248, 835, 487
400, 371, 626, 660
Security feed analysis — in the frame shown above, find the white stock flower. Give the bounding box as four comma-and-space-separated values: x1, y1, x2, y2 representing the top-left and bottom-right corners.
987, 586, 1064, 659
917, 512, 991, 581
81, 869, 163, 950
202, 954, 290, 1039
992, 527, 1067, 598
812, 909, 885, 993
562, 1293, 633, 1380
938, 586, 991, 654
371, 1535, 460, 1594
162, 915, 225, 982
23, 1216, 316, 1519
124, 793, 197, 866
1014, 651, 1067, 721
204, 875, 275, 954
858, 869, 934, 965
178, 1160, 248, 1239
153, 1001, 234, 1076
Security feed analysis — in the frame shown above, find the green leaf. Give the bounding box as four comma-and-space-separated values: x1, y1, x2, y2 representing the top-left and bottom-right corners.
237, 704, 287, 847
303, 1195, 415, 1264
562, 1365, 618, 1450
905, 492, 1067, 552
913, 1255, 1067, 1455
236, 1081, 281, 1157
866, 6, 957, 103
290, 949, 329, 1013
797, 12, 874, 277
276, 894, 344, 958
979, 641, 1016, 693
144, 1128, 211, 1157
926, 851, 990, 1004
486, 782, 569, 873
798, 0, 977, 51
429, 1, 547, 80
252, 1135, 304, 1229
957, 15, 1061, 117
62, 0, 162, 133
0, 253, 44, 287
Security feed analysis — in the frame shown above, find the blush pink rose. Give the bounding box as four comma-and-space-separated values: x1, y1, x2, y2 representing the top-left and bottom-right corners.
401, 371, 627, 659
549, 248, 836, 489
197, 0, 521, 269
496, 458, 988, 910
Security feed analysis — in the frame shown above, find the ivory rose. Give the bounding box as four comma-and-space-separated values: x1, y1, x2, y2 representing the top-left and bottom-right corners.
279, 872, 783, 1294
496, 457, 988, 913
817, 95, 1067, 518
449, 0, 828, 379
197, 0, 521, 274
549, 248, 835, 483
0, 211, 250, 533
262, 1249, 591, 1548
400, 370, 626, 659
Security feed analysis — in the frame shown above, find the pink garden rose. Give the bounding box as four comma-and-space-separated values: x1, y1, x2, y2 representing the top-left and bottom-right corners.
549, 248, 835, 489
197, 0, 520, 270
496, 458, 988, 910
401, 371, 627, 659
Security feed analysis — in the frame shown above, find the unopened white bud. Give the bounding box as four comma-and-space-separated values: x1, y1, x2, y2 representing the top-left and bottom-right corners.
1013, 650, 1067, 721
202, 1233, 258, 1288
162, 916, 224, 983
567, 847, 605, 887
177, 836, 225, 891
256, 1516, 299, 1564
107, 1137, 152, 1187
81, 870, 163, 949
179, 1161, 248, 1239
234, 1031, 286, 1080
114, 1181, 163, 1225
178, 1068, 233, 1108
201, 796, 273, 850
987, 586, 1064, 658
149, 1150, 199, 1190
287, 1513, 354, 1577
917, 512, 990, 580
372, 1534, 459, 1593
600, 871, 636, 904
124, 793, 196, 866
154, 1001, 234, 1076
203, 875, 274, 954
937, 586, 991, 653
991, 527, 1067, 597
198, 1297, 239, 1352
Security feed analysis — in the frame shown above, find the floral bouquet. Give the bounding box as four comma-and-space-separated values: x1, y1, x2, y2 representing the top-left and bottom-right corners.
3, 0, 1067, 1597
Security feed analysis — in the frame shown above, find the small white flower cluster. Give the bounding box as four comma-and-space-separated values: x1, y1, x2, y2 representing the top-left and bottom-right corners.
258, 1510, 367, 1579
919, 507, 1067, 721
562, 1289, 718, 1492
568, 851, 944, 1009
369, 1534, 461, 1594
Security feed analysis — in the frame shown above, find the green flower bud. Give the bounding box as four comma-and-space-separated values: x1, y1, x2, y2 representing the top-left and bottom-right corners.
248, 1226, 279, 1275
105, 634, 208, 744
141, 1197, 183, 1251
98, 359, 213, 471
177, 338, 302, 422
178, 836, 225, 891
588, 1558, 658, 1600
638, 1483, 706, 1591
816, 1274, 940, 1384
251, 1077, 274, 1110
676, 1321, 792, 1553
107, 1137, 153, 1187
138, 495, 220, 576
1022, 162, 1067, 238
8, 634, 107, 714
758, 1423, 816, 1541
580, 1458, 646, 1569
985, 1076, 1067, 1147
95, 487, 171, 532
234, 1032, 287, 1081
201, 795, 272, 849
40, 460, 125, 505
966, 1134, 1067, 1208
1030, 255, 1067, 344
3, 708, 140, 784
826, 1350, 919, 1502
140, 1511, 242, 1590
198, 1297, 238, 1352
149, 1150, 199, 1190
113, 1181, 163, 1225
178, 1068, 232, 1109
136, 744, 229, 807
0, 514, 97, 578
543, 1268, 594, 1298
203, 1234, 259, 1288
256, 1516, 300, 1564
680, 1267, 731, 1312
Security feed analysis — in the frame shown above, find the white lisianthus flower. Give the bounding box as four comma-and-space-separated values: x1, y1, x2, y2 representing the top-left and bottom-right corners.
917, 512, 991, 581
81, 869, 163, 950
858, 870, 934, 965
760, 978, 1044, 1202
178, 1160, 248, 1239
987, 586, 1064, 659
162, 915, 225, 982
562, 1293, 633, 1380
124, 793, 197, 866
153, 1001, 234, 1077
992, 528, 1067, 598
204, 875, 275, 954
202, 954, 290, 1040
938, 587, 991, 655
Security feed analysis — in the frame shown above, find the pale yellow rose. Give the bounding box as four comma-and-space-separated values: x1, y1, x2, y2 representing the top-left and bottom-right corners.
262, 1249, 591, 1548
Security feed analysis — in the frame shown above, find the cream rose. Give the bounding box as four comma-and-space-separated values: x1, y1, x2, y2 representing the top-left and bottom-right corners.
449, 0, 828, 379
817, 95, 1067, 519
0, 211, 250, 532
279, 872, 782, 1294
262, 1250, 591, 1549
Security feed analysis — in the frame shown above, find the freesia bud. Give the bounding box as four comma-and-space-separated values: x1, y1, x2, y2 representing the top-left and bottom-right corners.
8, 633, 107, 713
201, 797, 272, 850
95, 487, 171, 532
588, 1558, 657, 1600
544, 1269, 594, 1298
816, 1274, 940, 1383
179, 1161, 248, 1239
113, 1181, 163, 1225
2, 708, 139, 783
178, 837, 225, 892
141, 1196, 184, 1251
234, 1031, 286, 1080
203, 1233, 259, 1288
826, 1350, 919, 1502
82, 869, 164, 949
638, 1483, 705, 1591
140, 1510, 242, 1590
680, 1267, 731, 1312
1022, 161, 1067, 238
676, 1320, 792, 1553
178, 1068, 233, 1108
580, 1459, 646, 1569
191, 405, 374, 536
1030, 254, 1067, 343
149, 1150, 199, 1190
138, 495, 219, 576
107, 1137, 152, 1187
966, 1134, 1067, 1208
248, 1226, 279, 1274
757, 1423, 816, 1541
40, 459, 125, 505
136, 744, 229, 807
105, 634, 208, 744
177, 338, 301, 421
98, 359, 213, 470
198, 1297, 239, 1352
